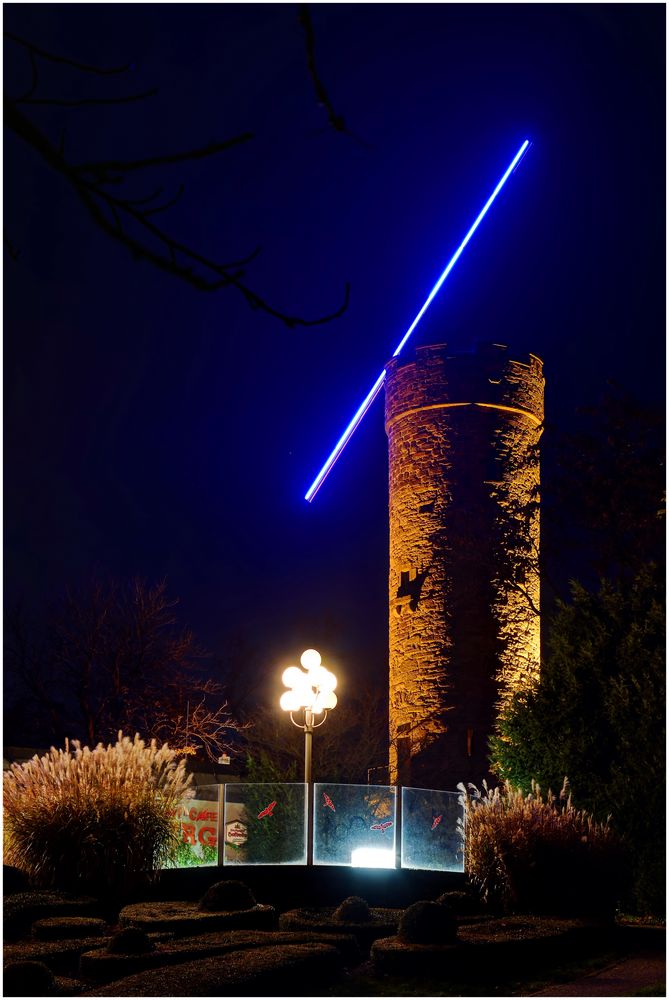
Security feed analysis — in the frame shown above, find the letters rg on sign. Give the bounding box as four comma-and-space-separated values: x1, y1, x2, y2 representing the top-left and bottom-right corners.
177, 799, 218, 848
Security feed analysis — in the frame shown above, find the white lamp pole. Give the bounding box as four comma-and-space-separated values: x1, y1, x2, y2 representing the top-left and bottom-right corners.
280, 649, 337, 862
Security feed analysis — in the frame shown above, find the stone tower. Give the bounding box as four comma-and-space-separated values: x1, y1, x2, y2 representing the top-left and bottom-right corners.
385, 342, 544, 790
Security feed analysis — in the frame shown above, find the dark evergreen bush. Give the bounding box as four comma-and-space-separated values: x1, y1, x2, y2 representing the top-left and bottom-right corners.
198, 880, 256, 912
398, 900, 457, 944
333, 896, 371, 922
107, 927, 156, 954
3, 960, 56, 996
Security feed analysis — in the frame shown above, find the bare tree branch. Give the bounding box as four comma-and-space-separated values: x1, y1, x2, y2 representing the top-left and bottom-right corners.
17, 89, 158, 108
5, 30, 131, 75
74, 135, 254, 176
141, 185, 184, 216
5, 95, 349, 327
4, 228, 21, 261
5, 578, 245, 761
297, 4, 347, 133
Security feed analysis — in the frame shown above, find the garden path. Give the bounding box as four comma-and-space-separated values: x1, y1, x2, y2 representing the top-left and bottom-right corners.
528, 951, 666, 997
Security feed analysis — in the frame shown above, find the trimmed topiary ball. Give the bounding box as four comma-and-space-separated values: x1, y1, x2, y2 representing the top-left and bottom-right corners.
198, 880, 256, 913
436, 889, 483, 916
398, 900, 457, 945
3, 960, 56, 996
106, 926, 156, 954
333, 896, 372, 923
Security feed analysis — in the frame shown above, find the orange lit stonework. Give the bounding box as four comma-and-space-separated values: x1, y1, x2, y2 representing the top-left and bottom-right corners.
385, 343, 544, 789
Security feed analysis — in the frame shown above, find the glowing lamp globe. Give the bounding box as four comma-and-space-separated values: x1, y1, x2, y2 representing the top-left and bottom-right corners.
280, 690, 302, 712
300, 648, 321, 670
308, 664, 336, 691
282, 666, 305, 689
280, 649, 337, 718
312, 690, 337, 714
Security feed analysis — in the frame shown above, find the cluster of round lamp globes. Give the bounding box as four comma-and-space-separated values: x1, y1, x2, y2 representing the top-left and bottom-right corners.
279, 649, 337, 716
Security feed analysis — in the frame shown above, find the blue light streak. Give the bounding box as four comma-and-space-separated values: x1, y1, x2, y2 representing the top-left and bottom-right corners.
304, 138, 531, 502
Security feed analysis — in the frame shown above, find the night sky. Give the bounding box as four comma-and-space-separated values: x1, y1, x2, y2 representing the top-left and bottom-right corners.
5, 5, 665, 708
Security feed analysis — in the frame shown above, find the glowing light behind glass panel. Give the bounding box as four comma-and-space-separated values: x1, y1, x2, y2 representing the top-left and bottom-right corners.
350, 847, 396, 868
304, 139, 531, 502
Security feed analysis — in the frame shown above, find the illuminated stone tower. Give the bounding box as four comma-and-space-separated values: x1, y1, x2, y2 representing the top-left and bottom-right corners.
385, 342, 544, 789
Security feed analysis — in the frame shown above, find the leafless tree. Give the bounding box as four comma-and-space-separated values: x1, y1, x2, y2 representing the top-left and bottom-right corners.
5, 578, 243, 761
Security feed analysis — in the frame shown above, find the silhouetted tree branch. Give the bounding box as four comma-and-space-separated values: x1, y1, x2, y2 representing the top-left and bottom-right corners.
4, 30, 350, 328
298, 4, 346, 133
5, 30, 131, 75
5, 578, 244, 761
17, 90, 159, 107
4, 227, 20, 261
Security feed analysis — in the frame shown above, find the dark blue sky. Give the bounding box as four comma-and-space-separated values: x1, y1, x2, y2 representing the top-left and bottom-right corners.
5, 5, 665, 701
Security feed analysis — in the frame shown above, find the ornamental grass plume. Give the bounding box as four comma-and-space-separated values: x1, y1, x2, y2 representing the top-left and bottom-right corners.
3, 732, 192, 895
458, 778, 627, 917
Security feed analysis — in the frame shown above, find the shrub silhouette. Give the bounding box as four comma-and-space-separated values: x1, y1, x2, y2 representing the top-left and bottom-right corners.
398, 900, 457, 944
4, 960, 56, 996
436, 889, 482, 916
333, 896, 372, 922
198, 880, 256, 912
107, 927, 156, 954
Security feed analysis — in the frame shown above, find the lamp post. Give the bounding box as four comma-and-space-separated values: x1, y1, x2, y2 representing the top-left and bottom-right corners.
280, 649, 337, 863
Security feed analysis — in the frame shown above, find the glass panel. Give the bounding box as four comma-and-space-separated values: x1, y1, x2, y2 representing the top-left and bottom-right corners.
167, 783, 220, 868
223, 783, 307, 865
314, 783, 396, 868
401, 786, 464, 872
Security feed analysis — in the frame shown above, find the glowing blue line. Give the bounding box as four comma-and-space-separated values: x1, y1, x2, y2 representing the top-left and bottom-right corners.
304, 138, 530, 502
304, 371, 387, 501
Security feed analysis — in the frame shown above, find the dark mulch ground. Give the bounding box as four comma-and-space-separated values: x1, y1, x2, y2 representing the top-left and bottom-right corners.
82, 942, 343, 997
80, 927, 360, 981
3, 885, 664, 998
279, 905, 404, 953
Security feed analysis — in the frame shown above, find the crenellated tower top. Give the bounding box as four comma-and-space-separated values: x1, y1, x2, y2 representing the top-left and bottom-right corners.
385, 342, 544, 435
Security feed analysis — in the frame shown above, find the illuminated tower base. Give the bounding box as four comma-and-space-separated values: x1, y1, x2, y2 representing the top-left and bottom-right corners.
385, 342, 544, 790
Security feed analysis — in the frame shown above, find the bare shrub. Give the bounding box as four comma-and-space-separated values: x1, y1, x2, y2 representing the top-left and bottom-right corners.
3, 732, 191, 895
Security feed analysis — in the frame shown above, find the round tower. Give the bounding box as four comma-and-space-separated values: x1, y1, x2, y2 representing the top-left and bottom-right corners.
385, 342, 544, 790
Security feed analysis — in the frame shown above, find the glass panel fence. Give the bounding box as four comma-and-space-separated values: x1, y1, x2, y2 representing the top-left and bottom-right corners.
167, 783, 220, 869
223, 783, 308, 865
314, 783, 397, 867
400, 786, 464, 872
164, 782, 463, 871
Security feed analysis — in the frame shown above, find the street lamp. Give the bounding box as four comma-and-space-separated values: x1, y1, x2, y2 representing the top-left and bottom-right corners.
280, 649, 337, 866
280, 649, 337, 785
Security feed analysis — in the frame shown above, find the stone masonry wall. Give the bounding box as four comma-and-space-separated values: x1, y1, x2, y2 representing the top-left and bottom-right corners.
385, 343, 544, 790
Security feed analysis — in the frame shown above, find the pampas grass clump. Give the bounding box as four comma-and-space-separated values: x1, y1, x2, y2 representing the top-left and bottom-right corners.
459, 779, 626, 915
3, 732, 191, 894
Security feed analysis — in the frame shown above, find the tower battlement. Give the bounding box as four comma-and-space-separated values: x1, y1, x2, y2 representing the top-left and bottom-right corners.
385, 343, 544, 434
